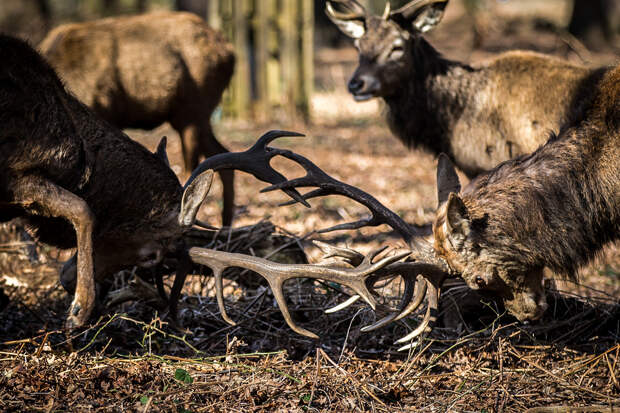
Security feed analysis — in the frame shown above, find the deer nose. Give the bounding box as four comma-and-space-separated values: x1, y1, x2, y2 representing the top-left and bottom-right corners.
348, 77, 365, 94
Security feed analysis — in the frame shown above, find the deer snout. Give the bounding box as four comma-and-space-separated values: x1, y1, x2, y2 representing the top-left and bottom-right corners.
348, 74, 380, 101
503, 272, 548, 322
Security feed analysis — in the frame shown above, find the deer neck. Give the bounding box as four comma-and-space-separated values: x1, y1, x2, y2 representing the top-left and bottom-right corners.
384, 37, 477, 159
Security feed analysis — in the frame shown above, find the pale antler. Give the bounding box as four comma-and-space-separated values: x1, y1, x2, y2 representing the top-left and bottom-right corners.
188, 246, 411, 339
325, 0, 367, 21
260, 148, 452, 345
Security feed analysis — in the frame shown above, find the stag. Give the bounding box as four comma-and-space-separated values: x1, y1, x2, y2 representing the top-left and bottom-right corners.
257, 63, 619, 348
39, 12, 237, 225
0, 35, 305, 328
432, 65, 620, 322
326, 0, 608, 177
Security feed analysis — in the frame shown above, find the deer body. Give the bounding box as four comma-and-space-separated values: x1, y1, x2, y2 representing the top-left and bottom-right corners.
0, 35, 193, 327
327, 0, 607, 177
434, 64, 620, 321
39, 12, 237, 224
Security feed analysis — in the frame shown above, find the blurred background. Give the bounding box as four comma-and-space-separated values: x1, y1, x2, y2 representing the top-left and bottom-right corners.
1, 0, 618, 123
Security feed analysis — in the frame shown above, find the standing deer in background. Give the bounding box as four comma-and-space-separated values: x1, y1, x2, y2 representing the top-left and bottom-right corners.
326, 0, 609, 177
39, 12, 237, 225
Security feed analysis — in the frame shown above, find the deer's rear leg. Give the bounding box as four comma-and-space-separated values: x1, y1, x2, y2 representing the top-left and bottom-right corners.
14, 176, 96, 329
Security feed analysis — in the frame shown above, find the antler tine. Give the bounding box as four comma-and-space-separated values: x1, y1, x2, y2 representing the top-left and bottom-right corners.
395, 280, 440, 350
313, 240, 364, 267
391, 0, 448, 16
261, 150, 417, 243
184, 130, 309, 207
326, 0, 367, 21
188, 246, 411, 339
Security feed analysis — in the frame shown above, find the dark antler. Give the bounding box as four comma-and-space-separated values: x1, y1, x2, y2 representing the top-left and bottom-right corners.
188, 245, 411, 338
261, 149, 435, 259
184, 130, 310, 208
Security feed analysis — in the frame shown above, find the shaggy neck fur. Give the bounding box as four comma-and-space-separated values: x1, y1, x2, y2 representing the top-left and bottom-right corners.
463, 67, 620, 277
384, 37, 478, 158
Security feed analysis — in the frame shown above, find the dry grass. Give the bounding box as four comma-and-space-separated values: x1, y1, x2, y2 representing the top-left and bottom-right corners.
1, 7, 619, 411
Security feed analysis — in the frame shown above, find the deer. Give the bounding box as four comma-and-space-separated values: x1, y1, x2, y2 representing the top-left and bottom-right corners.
326, 0, 609, 178
254, 62, 619, 349
39, 11, 237, 226
2, 35, 413, 333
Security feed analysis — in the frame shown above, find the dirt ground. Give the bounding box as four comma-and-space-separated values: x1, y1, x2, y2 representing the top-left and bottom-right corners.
1, 3, 619, 412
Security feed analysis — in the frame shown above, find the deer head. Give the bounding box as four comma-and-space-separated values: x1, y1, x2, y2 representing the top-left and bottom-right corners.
326, 0, 449, 100
432, 154, 548, 322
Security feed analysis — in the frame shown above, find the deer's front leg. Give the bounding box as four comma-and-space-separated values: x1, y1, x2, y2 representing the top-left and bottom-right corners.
14, 175, 96, 329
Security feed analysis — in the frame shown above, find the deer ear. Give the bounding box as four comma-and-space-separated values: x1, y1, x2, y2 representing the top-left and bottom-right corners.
445, 192, 470, 240
325, 2, 366, 39
178, 169, 214, 227
391, 0, 448, 33
436, 153, 461, 208
155, 136, 170, 167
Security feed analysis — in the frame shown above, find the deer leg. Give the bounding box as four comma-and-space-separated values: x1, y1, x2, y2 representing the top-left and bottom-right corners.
13, 176, 96, 329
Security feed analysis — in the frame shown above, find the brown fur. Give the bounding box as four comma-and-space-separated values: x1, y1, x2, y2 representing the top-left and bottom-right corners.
0, 35, 205, 327
39, 12, 237, 225
328, 1, 608, 177
433, 65, 620, 322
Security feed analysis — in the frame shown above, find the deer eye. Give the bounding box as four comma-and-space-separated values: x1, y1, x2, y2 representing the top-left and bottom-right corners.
475, 276, 486, 287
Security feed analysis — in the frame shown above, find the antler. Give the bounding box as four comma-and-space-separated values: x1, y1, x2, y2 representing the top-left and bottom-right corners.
260, 148, 452, 346
261, 149, 436, 259
325, 0, 367, 21
188, 246, 411, 339
184, 130, 310, 208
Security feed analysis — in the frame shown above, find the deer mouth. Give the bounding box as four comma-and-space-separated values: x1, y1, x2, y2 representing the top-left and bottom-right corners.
353, 93, 375, 101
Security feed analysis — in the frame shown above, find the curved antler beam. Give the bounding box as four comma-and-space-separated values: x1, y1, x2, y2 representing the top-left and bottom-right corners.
188, 246, 411, 338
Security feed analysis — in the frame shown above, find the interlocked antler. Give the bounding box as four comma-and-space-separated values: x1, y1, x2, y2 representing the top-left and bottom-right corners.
188, 245, 411, 339
261, 149, 451, 346
325, 0, 368, 21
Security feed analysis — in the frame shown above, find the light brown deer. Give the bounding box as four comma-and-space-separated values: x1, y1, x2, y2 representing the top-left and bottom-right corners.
326, 0, 608, 177
39, 12, 237, 225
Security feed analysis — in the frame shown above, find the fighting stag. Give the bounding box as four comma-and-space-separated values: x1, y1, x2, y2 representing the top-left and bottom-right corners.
0, 35, 310, 329
326, 0, 608, 177
432, 65, 620, 322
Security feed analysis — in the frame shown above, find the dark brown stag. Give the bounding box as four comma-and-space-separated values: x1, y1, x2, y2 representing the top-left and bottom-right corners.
326, 0, 608, 177
39, 12, 237, 225
256, 63, 619, 348
0, 35, 311, 329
